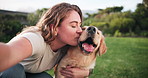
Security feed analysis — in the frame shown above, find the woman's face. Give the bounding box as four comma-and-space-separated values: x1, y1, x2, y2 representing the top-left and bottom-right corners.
57, 10, 82, 46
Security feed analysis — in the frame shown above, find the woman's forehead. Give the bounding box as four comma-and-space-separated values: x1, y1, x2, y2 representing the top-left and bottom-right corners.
64, 11, 81, 22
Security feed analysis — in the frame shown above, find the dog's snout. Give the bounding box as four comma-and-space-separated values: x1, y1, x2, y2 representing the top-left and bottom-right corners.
87, 26, 96, 34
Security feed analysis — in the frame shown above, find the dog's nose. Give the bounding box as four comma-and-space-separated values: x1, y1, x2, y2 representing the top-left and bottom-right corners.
87, 26, 96, 34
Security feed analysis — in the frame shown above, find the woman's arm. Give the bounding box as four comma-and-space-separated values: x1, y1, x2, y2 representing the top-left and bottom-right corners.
0, 37, 32, 72
60, 66, 90, 78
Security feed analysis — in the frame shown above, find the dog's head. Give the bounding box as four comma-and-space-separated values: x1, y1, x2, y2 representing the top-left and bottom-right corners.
78, 26, 107, 56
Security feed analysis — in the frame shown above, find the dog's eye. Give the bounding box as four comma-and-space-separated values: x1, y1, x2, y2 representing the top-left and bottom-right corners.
97, 31, 100, 34
82, 27, 86, 30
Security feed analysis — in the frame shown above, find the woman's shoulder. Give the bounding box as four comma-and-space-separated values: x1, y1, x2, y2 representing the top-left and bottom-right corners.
20, 26, 40, 34
17, 26, 43, 41
13, 27, 47, 56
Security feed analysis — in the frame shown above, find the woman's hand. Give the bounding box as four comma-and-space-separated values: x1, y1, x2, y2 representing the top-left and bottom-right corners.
60, 66, 89, 78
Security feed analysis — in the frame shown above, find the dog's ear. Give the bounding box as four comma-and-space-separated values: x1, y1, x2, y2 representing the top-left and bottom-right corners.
82, 26, 88, 30
98, 35, 107, 56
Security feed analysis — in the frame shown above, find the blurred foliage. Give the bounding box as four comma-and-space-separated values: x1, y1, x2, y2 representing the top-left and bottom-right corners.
0, 8, 48, 42
0, 2, 148, 42
27, 8, 48, 25
83, 3, 148, 37
0, 14, 26, 42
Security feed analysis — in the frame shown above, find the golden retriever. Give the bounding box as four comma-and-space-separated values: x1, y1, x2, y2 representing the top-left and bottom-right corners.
55, 26, 107, 78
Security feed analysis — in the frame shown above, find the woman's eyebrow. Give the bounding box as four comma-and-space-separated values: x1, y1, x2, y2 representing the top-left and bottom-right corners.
70, 21, 81, 25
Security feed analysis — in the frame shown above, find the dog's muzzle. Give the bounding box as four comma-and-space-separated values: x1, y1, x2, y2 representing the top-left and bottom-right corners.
79, 26, 97, 55
87, 26, 96, 35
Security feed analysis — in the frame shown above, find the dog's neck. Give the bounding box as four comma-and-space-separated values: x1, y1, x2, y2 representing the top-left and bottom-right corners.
66, 46, 97, 67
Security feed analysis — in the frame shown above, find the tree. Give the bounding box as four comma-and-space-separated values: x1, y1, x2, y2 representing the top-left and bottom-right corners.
83, 3, 148, 37
0, 20, 22, 42
110, 17, 135, 34
143, 0, 148, 7
27, 8, 48, 25
98, 6, 123, 14
0, 13, 26, 42
133, 3, 148, 32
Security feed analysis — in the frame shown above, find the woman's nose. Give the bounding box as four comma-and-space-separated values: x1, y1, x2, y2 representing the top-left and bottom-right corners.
77, 26, 82, 35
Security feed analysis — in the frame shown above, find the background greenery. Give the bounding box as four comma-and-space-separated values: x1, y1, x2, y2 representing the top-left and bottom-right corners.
83, 3, 148, 37
89, 37, 148, 78
0, 0, 148, 78
46, 37, 148, 78
0, 1, 148, 42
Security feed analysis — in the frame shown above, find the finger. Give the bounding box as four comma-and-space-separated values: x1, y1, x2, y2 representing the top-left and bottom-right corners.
60, 69, 73, 74
61, 72, 73, 78
60, 70, 73, 78
66, 65, 73, 68
60, 68, 73, 73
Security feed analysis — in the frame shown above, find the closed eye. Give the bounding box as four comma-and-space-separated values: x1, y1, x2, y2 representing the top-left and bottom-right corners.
71, 26, 76, 28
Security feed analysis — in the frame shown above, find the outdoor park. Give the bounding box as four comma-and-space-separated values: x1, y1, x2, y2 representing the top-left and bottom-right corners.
0, 0, 148, 78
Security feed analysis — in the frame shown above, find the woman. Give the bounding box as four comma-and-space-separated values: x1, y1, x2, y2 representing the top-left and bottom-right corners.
0, 2, 90, 78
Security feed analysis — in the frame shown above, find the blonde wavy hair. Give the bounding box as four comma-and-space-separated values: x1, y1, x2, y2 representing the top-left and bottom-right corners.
22, 3, 82, 44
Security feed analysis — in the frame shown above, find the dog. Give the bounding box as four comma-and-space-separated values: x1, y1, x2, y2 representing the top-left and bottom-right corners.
55, 26, 107, 78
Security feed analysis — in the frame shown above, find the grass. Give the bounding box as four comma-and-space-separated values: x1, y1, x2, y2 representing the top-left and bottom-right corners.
47, 37, 148, 78
90, 37, 148, 78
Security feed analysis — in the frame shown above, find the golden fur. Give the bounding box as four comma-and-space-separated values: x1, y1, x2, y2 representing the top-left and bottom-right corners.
55, 26, 107, 78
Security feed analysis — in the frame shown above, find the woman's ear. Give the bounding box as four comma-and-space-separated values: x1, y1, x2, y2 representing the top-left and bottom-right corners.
55, 27, 59, 36
98, 35, 107, 56
50, 24, 58, 36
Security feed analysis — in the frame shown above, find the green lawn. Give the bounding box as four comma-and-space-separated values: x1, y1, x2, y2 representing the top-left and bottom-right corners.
90, 37, 148, 78
48, 37, 148, 78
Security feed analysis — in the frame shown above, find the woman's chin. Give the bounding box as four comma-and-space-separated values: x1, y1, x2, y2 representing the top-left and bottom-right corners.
69, 43, 78, 46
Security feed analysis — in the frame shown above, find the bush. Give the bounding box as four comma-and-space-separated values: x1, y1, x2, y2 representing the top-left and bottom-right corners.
140, 31, 148, 37
114, 30, 122, 37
